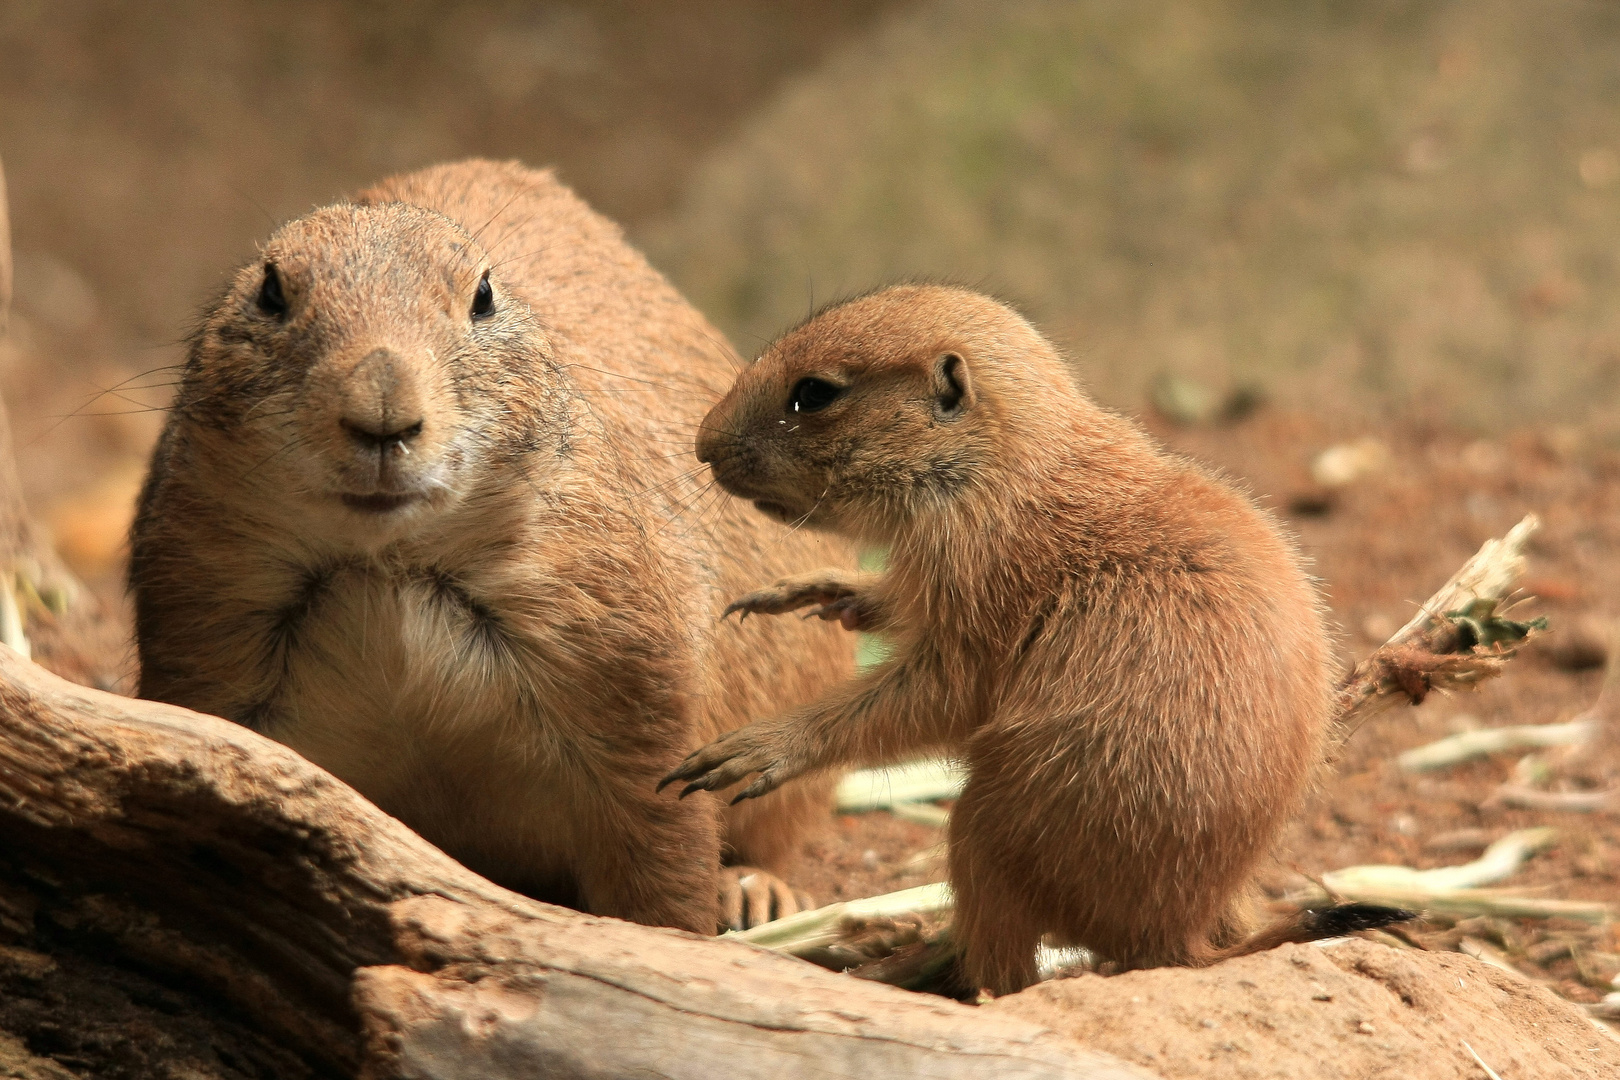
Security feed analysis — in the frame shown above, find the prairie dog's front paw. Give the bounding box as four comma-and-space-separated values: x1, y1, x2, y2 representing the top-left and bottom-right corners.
657, 725, 804, 804
722, 570, 877, 631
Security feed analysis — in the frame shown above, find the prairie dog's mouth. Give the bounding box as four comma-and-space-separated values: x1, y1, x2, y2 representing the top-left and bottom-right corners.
340, 492, 421, 514
751, 500, 801, 523
706, 463, 805, 522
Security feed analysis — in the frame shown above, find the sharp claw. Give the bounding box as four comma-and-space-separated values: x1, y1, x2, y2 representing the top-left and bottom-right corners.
679, 779, 712, 799
657, 756, 701, 792
731, 773, 775, 804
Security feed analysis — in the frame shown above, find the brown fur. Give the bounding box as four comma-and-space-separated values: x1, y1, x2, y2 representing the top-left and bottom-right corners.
129, 159, 854, 933
668, 285, 1333, 989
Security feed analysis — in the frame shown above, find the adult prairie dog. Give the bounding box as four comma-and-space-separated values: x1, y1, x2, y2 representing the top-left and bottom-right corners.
130, 160, 853, 933
666, 284, 1392, 991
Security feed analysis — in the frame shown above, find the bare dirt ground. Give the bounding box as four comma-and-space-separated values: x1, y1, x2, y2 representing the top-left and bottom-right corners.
1000, 939, 1620, 1078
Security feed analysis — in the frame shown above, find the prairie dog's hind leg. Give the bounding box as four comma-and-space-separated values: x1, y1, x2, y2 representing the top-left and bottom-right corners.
723, 568, 888, 632
717, 772, 832, 929
948, 779, 1045, 996
574, 783, 721, 935
718, 865, 813, 931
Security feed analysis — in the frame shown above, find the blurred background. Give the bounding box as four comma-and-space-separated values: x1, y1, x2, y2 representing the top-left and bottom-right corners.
1, 0, 1618, 585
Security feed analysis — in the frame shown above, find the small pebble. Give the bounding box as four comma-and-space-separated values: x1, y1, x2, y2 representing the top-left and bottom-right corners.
1356, 1021, 1376, 1035
1311, 438, 1391, 488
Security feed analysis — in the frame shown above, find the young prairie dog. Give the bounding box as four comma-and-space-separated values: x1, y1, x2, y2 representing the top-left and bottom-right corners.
667, 285, 1394, 992
130, 160, 854, 934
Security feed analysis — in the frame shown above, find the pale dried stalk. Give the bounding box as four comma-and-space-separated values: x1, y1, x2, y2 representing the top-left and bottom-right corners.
728, 882, 953, 954
1463, 1040, 1507, 1080
1288, 828, 1610, 923
1398, 718, 1594, 772
1321, 827, 1558, 892
836, 759, 964, 812
1387, 515, 1540, 648
1486, 786, 1616, 813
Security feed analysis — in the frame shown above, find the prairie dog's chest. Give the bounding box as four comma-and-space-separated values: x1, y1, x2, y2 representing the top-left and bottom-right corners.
261, 561, 530, 772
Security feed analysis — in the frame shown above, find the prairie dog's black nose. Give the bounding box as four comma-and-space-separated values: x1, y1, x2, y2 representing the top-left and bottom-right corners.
339, 347, 425, 451
694, 420, 730, 466
340, 415, 424, 450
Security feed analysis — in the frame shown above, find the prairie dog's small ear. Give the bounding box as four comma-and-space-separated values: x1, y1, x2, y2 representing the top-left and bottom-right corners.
932, 352, 973, 417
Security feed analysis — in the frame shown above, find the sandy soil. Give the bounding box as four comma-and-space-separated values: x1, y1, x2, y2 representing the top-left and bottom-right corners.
1000, 940, 1620, 1079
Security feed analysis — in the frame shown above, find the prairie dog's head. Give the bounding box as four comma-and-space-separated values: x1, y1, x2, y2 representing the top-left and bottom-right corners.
173, 201, 564, 550
697, 285, 1075, 542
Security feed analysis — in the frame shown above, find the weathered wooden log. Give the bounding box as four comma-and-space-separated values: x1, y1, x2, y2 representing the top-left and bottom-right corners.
0, 644, 1154, 1080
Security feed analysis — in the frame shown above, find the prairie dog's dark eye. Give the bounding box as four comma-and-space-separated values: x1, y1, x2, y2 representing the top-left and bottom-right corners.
256, 262, 288, 318
789, 377, 844, 414
471, 272, 494, 320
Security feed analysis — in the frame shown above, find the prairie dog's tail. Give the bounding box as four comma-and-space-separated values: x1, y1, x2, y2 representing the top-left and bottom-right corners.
1209, 903, 1417, 962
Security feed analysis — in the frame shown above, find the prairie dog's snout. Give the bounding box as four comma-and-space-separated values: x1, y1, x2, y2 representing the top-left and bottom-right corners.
307, 340, 453, 513
337, 347, 427, 453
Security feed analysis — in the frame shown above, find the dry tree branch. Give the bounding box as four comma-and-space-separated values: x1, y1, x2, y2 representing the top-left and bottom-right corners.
1334, 514, 1541, 735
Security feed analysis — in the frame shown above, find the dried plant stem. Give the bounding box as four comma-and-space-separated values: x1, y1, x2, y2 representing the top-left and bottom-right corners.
1387, 515, 1540, 648
1286, 828, 1610, 923
727, 882, 954, 954
1485, 785, 1616, 814
1398, 718, 1595, 772
836, 758, 964, 812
